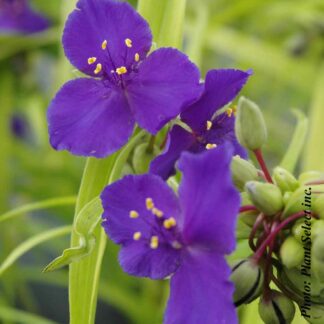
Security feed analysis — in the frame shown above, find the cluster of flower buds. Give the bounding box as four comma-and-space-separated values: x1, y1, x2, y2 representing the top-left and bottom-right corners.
230, 97, 324, 323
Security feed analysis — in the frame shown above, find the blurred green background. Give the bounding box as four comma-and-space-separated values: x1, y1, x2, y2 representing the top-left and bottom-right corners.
0, 0, 323, 323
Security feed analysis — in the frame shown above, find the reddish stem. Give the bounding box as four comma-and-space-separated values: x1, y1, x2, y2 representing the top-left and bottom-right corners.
249, 213, 264, 251
305, 179, 324, 185
239, 205, 258, 213
253, 149, 273, 183
252, 211, 305, 262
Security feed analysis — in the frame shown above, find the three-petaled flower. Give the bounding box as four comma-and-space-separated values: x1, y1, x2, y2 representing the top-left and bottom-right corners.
101, 145, 240, 324
150, 69, 252, 179
0, 0, 48, 34
47, 0, 201, 158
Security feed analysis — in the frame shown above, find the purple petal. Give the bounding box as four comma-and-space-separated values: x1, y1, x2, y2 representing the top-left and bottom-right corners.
177, 145, 240, 253
205, 113, 247, 158
101, 174, 182, 279
126, 48, 201, 134
47, 78, 134, 157
0, 0, 49, 34
165, 249, 237, 324
150, 125, 196, 180
181, 69, 252, 132
63, 0, 152, 77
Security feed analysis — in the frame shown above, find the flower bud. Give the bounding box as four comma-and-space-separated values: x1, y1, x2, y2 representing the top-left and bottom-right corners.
313, 195, 324, 220
245, 181, 283, 216
235, 97, 267, 151
298, 171, 324, 184
258, 290, 295, 324
312, 220, 324, 239
273, 167, 299, 193
240, 211, 259, 227
230, 259, 264, 306
282, 186, 307, 218
280, 236, 303, 269
231, 155, 259, 190
302, 303, 324, 324
132, 143, 159, 174
313, 235, 324, 263
312, 258, 324, 283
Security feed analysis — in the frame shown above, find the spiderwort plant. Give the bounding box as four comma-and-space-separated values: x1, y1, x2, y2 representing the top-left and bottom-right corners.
47, 0, 201, 158
101, 145, 240, 323
150, 69, 251, 179
0, 0, 49, 34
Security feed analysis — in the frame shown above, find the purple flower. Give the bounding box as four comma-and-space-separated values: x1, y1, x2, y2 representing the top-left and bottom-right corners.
0, 0, 49, 34
47, 0, 201, 158
150, 69, 252, 179
101, 145, 240, 323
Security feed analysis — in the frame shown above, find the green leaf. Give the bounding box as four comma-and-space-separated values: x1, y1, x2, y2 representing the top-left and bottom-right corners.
0, 226, 71, 277
43, 197, 102, 272
279, 110, 308, 173
0, 306, 58, 324
0, 196, 77, 224
304, 63, 324, 171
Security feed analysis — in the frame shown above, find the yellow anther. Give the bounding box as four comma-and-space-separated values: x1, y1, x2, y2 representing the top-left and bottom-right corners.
94, 63, 102, 75
135, 53, 140, 62
206, 143, 217, 150
125, 38, 133, 48
87, 57, 97, 65
152, 207, 164, 218
129, 210, 139, 219
163, 217, 177, 229
226, 107, 234, 117
206, 120, 212, 130
232, 105, 237, 116
150, 236, 159, 249
146, 198, 154, 210
101, 40, 108, 50
133, 232, 141, 240
116, 66, 127, 75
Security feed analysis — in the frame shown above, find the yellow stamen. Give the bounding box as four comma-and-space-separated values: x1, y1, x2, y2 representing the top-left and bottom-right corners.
152, 207, 164, 218
129, 210, 139, 219
206, 143, 217, 150
133, 232, 141, 240
125, 38, 133, 48
135, 53, 140, 62
226, 107, 233, 117
146, 198, 154, 210
150, 236, 159, 249
94, 63, 102, 75
87, 57, 97, 65
206, 120, 212, 130
116, 66, 127, 75
101, 40, 108, 50
163, 217, 177, 229
232, 105, 237, 116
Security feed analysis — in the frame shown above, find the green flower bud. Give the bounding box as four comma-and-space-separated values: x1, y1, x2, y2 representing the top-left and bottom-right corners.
302, 303, 324, 323
299, 171, 324, 184
132, 143, 159, 174
258, 290, 295, 324
313, 235, 324, 263
312, 220, 324, 239
280, 237, 304, 269
273, 167, 299, 193
245, 181, 284, 216
230, 259, 264, 306
312, 258, 324, 283
235, 97, 267, 151
240, 211, 259, 227
231, 155, 259, 190
313, 195, 324, 220
282, 186, 308, 218
283, 191, 293, 205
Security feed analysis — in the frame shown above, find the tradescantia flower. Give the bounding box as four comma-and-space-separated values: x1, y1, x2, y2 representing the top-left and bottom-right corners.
0, 0, 48, 34
47, 0, 201, 158
101, 144, 240, 323
150, 69, 252, 179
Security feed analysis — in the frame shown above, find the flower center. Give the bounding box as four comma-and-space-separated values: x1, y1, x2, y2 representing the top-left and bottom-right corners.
128, 197, 183, 250
86, 37, 140, 87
